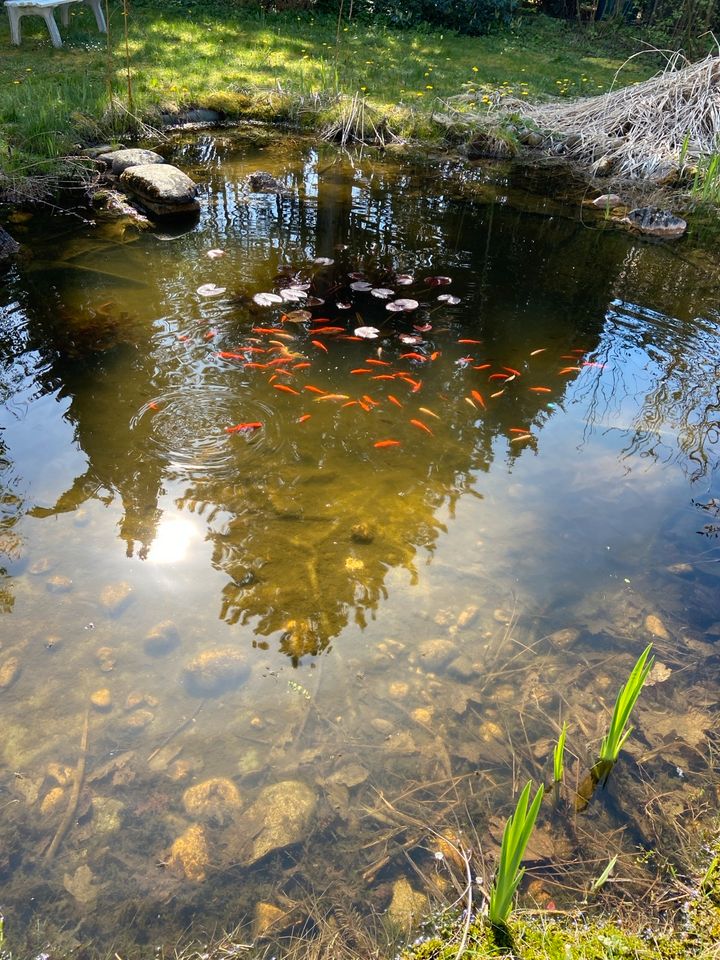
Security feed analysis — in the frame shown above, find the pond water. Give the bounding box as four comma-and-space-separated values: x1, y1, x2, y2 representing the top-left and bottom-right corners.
1, 132, 720, 958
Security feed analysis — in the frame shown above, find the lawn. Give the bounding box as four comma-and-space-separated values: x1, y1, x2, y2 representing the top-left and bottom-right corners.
0, 1, 658, 175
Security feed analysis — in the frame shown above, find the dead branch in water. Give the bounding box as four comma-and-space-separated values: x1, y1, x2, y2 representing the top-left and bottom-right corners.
44, 709, 90, 862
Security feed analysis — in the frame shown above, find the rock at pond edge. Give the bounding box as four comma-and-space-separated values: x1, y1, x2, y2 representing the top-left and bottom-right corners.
183, 646, 250, 696
99, 148, 165, 175
119, 164, 200, 218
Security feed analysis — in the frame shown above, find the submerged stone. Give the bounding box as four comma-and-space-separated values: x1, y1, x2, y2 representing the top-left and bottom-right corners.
417, 638, 456, 671
63, 864, 99, 904
387, 878, 427, 932
645, 614, 670, 641
233, 780, 317, 865
548, 627, 580, 650
99, 581, 132, 616
144, 619, 181, 656
169, 823, 209, 882
0, 656, 20, 690
40, 786, 65, 816
182, 778, 242, 824
183, 646, 250, 696
120, 164, 200, 218
253, 902, 292, 940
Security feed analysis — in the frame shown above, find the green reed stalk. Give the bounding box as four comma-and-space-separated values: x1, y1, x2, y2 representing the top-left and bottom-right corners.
553, 721, 567, 784
488, 781, 544, 928
595, 643, 653, 777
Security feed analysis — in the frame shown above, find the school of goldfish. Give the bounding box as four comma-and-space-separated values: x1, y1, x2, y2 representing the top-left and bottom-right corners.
187, 265, 606, 451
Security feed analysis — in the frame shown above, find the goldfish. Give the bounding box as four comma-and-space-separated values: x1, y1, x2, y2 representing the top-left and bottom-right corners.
267, 357, 293, 367
558, 366, 581, 374
225, 422, 263, 433
274, 384, 300, 395
465, 397, 477, 409
388, 394, 403, 408
471, 390, 486, 410
509, 427, 530, 434
252, 327, 284, 336
312, 326, 345, 334
430, 351, 440, 361
419, 407, 440, 419
244, 362, 268, 370
530, 348, 546, 356
272, 368, 294, 378
351, 368, 373, 375
147, 402, 159, 410
458, 338, 483, 344
529, 387, 552, 393
472, 363, 491, 371
510, 434, 533, 443
374, 440, 401, 448
342, 400, 359, 408
400, 352, 428, 362
366, 359, 391, 367
297, 414, 312, 423
488, 373, 509, 381
372, 374, 396, 381
217, 351, 245, 359
410, 419, 433, 435
314, 394, 350, 401
490, 390, 505, 398
304, 385, 327, 395
504, 366, 521, 377
311, 340, 328, 353
293, 362, 311, 370
362, 395, 379, 407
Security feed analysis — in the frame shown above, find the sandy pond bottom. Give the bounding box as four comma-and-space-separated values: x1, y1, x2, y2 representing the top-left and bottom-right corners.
1, 132, 720, 957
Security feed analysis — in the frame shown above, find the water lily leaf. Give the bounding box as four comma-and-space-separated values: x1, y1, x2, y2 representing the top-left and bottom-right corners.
305, 296, 325, 307
285, 310, 312, 323
386, 299, 419, 312
206, 249, 225, 259
438, 294, 461, 305
313, 257, 335, 266
253, 292, 283, 306
395, 274, 414, 285
414, 322, 432, 332
350, 281, 373, 292
354, 326, 380, 339
336, 302, 352, 310
371, 288, 395, 299
197, 283, 227, 297
398, 333, 423, 344
425, 276, 452, 286
348, 272, 367, 281
280, 288, 308, 302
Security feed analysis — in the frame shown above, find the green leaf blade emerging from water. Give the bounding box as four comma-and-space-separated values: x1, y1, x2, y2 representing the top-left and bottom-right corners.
597, 644, 654, 768
488, 781, 544, 928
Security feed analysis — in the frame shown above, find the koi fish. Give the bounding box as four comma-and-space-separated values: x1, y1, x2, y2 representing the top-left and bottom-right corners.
272, 368, 294, 377
314, 394, 350, 401
509, 427, 530, 434
252, 327, 283, 335
293, 362, 311, 370
217, 351, 245, 359
304, 385, 326, 395
430, 351, 441, 361
274, 384, 300, 395
458, 338, 483, 344
511, 434, 533, 443
488, 373, 509, 381
359, 401, 372, 412
472, 363, 491, 371
374, 440, 401, 448
388, 394, 403, 408
372, 374, 396, 381
530, 349, 546, 356
471, 390, 486, 410
311, 340, 328, 353
342, 400, 359, 408
558, 366, 581, 374
351, 368, 373, 375
529, 386, 552, 393
366, 359, 391, 367
313, 326, 345, 334
419, 407, 440, 420
410, 419, 433, 435
465, 397, 477, 409
225, 422, 263, 433
244, 362, 269, 370
267, 357, 293, 367
297, 414, 312, 423
362, 395, 379, 407
490, 390, 505, 398
504, 366, 521, 377
400, 352, 428, 362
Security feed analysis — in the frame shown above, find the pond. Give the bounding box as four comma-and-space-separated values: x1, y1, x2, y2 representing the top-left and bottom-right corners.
1, 132, 720, 958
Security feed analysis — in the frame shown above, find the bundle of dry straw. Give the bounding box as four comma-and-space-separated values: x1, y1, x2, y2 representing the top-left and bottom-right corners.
445, 52, 720, 180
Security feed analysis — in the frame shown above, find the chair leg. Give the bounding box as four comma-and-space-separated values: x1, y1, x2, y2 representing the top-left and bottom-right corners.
41, 8, 63, 46
6, 7, 22, 44
59, 3, 69, 26
86, 0, 106, 32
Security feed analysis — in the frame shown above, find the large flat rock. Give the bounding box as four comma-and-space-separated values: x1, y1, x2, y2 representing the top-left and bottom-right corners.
119, 164, 200, 218
99, 148, 165, 175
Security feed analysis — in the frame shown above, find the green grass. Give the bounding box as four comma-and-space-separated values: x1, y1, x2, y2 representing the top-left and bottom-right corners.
0, 3, 658, 177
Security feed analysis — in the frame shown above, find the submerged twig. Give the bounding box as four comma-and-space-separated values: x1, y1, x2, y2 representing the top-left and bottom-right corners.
45, 709, 90, 862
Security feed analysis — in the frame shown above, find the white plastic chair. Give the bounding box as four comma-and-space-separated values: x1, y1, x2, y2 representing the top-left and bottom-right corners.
5, 0, 107, 48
